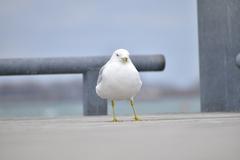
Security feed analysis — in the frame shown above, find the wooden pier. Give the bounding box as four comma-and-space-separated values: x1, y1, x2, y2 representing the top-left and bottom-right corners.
0, 113, 240, 160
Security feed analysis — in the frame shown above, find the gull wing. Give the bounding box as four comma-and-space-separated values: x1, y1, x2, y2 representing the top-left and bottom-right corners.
97, 64, 106, 85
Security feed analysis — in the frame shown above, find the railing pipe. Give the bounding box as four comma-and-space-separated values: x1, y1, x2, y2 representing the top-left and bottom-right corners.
0, 55, 165, 75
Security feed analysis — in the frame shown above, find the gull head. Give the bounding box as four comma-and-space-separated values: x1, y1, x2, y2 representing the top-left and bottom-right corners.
111, 49, 130, 64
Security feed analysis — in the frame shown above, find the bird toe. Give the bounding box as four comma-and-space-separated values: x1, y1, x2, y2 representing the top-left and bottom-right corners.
133, 116, 141, 121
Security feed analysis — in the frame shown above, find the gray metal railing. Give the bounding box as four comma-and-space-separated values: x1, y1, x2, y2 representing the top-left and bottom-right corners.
198, 0, 240, 112
0, 55, 165, 115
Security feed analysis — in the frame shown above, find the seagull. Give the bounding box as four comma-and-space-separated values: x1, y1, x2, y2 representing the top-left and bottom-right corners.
96, 49, 142, 122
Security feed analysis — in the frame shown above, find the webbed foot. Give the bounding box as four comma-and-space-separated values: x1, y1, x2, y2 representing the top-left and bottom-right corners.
133, 116, 141, 121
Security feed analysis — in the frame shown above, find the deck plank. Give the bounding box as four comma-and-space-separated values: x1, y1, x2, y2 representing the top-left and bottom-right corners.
0, 113, 240, 160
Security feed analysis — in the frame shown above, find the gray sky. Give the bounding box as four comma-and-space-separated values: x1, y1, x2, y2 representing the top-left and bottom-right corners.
0, 0, 198, 88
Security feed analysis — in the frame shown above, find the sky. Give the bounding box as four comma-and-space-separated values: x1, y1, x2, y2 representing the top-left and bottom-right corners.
0, 0, 199, 88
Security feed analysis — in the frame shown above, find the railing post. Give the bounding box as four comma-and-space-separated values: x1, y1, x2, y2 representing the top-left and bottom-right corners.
83, 70, 107, 115
198, 0, 240, 111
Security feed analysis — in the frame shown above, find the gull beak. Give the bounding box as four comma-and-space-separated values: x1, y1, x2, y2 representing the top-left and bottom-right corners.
121, 57, 128, 63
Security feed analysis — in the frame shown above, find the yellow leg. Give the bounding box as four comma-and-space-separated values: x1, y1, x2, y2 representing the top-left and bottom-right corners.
130, 99, 141, 121
111, 100, 118, 122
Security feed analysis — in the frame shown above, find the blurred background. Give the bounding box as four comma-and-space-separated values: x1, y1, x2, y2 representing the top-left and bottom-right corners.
0, 0, 199, 118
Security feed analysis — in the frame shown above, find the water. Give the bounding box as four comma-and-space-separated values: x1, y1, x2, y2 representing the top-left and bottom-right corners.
0, 97, 200, 118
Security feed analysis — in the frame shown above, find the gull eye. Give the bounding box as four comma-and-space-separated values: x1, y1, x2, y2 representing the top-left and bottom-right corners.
116, 53, 119, 57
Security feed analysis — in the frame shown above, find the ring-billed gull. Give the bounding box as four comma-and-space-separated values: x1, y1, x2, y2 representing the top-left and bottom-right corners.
96, 49, 142, 122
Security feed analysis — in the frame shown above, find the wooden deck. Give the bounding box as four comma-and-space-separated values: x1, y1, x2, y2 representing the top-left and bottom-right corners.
0, 113, 240, 160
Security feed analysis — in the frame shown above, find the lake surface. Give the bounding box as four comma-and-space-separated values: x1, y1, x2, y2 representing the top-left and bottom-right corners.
0, 97, 200, 118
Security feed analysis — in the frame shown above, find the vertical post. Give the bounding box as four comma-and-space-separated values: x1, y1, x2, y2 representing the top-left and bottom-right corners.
198, 0, 240, 111
83, 70, 107, 115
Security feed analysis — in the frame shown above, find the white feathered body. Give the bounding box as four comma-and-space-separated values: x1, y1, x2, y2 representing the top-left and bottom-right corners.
96, 59, 142, 100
